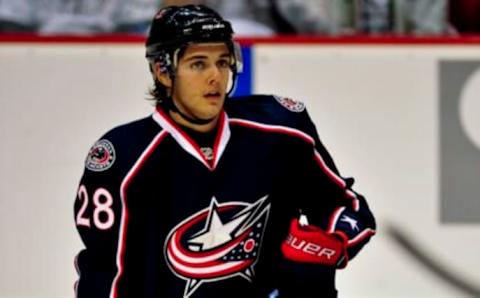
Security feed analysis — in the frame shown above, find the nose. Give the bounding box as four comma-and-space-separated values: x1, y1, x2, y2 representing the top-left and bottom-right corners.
207, 65, 221, 85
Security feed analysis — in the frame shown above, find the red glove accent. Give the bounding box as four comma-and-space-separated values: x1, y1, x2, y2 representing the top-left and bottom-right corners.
281, 219, 346, 266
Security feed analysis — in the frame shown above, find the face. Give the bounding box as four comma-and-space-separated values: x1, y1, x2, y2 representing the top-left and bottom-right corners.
157, 43, 232, 126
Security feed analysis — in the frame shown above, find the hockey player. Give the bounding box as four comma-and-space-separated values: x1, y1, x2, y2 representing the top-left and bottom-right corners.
74, 4, 376, 298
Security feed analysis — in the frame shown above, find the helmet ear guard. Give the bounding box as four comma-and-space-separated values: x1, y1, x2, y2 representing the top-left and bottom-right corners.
147, 50, 173, 76
231, 41, 243, 74
225, 41, 243, 94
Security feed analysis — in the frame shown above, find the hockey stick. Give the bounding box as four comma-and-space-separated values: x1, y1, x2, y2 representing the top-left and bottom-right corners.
386, 223, 480, 297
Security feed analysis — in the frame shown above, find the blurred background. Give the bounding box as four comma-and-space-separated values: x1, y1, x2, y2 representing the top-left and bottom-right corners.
0, 0, 479, 36
1, 0, 480, 297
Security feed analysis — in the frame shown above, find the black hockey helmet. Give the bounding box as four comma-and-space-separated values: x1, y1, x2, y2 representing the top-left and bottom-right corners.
145, 5, 243, 76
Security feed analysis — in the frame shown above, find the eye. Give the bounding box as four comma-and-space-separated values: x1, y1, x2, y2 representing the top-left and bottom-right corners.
190, 60, 205, 70
217, 58, 230, 69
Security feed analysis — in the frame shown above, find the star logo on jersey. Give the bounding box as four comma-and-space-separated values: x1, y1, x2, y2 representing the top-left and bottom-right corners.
164, 196, 270, 298
340, 215, 359, 231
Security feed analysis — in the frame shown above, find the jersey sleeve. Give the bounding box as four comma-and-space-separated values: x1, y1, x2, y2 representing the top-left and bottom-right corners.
228, 94, 377, 266
303, 105, 376, 267
73, 136, 124, 298
275, 95, 377, 267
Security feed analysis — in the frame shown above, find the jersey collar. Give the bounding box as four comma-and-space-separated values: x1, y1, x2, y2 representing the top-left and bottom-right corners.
152, 106, 230, 171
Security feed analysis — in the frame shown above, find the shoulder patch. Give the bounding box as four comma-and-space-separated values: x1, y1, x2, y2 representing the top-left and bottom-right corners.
273, 95, 305, 112
85, 139, 116, 172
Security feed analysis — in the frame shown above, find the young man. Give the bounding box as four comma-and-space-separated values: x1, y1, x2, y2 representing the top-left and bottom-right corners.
74, 5, 376, 298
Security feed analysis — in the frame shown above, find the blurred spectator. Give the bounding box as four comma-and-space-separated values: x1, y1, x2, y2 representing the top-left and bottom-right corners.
38, 0, 159, 35
274, 0, 355, 35
392, 0, 451, 35
355, 0, 393, 34
0, 0, 464, 36
354, 0, 451, 35
0, 0, 37, 32
449, 0, 480, 34
275, 0, 452, 36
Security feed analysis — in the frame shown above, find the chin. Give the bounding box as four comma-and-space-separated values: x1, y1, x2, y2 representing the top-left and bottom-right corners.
202, 108, 222, 119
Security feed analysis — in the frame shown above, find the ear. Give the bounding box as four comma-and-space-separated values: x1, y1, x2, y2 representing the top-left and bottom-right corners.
154, 63, 172, 88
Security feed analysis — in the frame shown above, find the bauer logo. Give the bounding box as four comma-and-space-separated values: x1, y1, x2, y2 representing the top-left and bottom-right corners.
85, 139, 116, 172
439, 61, 480, 223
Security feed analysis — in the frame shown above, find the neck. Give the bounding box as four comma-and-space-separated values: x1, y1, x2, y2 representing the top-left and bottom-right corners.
169, 110, 219, 133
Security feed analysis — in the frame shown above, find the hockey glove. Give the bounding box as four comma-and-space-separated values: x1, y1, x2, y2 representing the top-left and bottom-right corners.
281, 218, 346, 267
326, 202, 376, 267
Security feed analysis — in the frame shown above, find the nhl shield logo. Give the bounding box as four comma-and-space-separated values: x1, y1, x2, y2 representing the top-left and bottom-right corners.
274, 95, 305, 112
164, 196, 270, 298
85, 139, 115, 172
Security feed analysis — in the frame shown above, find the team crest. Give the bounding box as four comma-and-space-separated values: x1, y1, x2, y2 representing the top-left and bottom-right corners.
85, 139, 115, 172
274, 95, 305, 112
164, 196, 270, 298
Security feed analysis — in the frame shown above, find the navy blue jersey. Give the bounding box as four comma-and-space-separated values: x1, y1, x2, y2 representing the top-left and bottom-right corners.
74, 95, 376, 298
